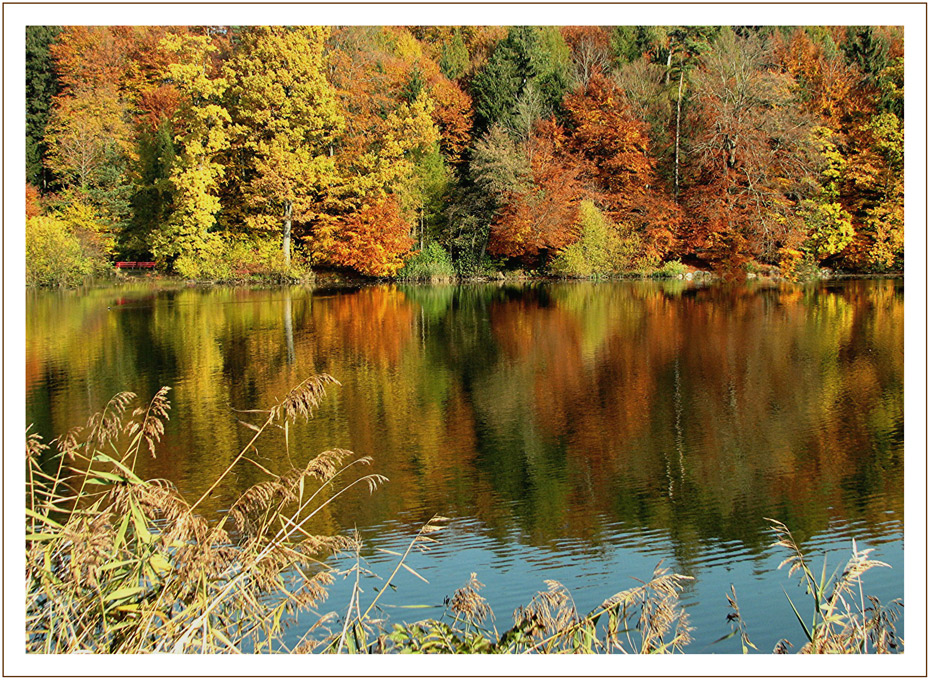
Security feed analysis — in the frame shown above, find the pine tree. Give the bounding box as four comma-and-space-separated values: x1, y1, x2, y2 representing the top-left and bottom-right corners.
26, 26, 61, 189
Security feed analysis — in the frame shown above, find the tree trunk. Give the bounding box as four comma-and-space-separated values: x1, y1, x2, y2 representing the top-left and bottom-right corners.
665, 40, 673, 85
674, 68, 684, 201
283, 201, 292, 269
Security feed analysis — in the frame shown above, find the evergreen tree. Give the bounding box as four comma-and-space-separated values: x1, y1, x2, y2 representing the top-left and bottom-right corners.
26, 26, 61, 189
470, 26, 570, 135
123, 117, 176, 258
843, 26, 889, 86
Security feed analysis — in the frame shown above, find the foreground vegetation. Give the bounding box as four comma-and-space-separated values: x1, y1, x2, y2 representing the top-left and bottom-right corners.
26, 379, 902, 653
26, 25, 902, 286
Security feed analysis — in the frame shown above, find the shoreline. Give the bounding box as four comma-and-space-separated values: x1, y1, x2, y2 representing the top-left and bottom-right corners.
25, 268, 906, 292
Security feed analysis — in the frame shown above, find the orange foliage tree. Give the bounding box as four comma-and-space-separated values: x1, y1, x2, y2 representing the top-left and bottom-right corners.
681, 32, 817, 271
775, 28, 868, 130
26, 184, 41, 218
563, 72, 679, 259
488, 120, 588, 262
328, 196, 414, 277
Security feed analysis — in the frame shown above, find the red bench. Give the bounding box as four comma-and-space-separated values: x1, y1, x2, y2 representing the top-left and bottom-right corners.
115, 262, 157, 270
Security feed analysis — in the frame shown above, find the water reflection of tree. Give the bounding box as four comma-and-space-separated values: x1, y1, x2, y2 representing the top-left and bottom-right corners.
27, 279, 903, 568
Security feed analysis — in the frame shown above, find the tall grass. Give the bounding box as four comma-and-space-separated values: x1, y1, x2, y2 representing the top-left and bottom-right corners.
25, 380, 901, 654
765, 519, 902, 653
26, 376, 384, 653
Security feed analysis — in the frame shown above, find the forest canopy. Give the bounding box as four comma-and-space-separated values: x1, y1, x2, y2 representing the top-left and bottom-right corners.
25, 25, 904, 283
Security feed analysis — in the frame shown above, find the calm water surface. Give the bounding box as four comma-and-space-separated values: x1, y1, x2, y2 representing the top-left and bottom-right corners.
26, 279, 904, 652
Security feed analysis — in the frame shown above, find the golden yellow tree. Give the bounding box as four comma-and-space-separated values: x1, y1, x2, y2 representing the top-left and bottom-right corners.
227, 26, 344, 268
152, 33, 230, 273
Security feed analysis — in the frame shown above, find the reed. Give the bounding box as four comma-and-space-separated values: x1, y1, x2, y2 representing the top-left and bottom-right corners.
765, 518, 902, 654
25, 376, 385, 653
25, 380, 902, 655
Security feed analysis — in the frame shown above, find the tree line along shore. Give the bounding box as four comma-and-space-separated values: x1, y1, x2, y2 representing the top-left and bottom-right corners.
26, 26, 903, 286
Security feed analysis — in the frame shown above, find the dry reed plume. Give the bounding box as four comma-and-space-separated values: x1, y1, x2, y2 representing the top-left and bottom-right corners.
25, 379, 902, 655
26, 375, 385, 653
764, 518, 902, 654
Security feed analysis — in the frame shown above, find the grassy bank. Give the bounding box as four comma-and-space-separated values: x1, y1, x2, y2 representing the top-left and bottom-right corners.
26, 378, 902, 654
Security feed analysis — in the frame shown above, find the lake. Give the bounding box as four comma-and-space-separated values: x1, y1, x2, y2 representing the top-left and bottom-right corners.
25, 278, 904, 652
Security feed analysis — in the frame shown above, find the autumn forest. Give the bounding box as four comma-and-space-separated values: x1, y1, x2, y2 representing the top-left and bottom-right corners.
25, 25, 904, 285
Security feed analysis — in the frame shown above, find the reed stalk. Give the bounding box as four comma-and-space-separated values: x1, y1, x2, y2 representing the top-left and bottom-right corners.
24, 382, 902, 655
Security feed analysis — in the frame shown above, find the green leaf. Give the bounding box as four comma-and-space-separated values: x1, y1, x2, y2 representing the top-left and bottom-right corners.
113, 513, 131, 553
783, 589, 813, 643
93, 452, 144, 484
103, 586, 146, 602
25, 507, 63, 528
148, 554, 172, 574
89, 470, 129, 483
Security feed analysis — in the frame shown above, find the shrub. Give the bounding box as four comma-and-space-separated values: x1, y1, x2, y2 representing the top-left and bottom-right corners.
172, 234, 312, 283
652, 260, 688, 279
397, 241, 456, 281
778, 248, 823, 282
59, 201, 115, 262
26, 203, 113, 287
173, 250, 234, 282
550, 201, 655, 278
454, 251, 501, 278
26, 215, 92, 286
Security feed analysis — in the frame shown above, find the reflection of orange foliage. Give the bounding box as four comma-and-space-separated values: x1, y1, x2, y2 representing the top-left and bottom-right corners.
483, 281, 901, 543
25, 349, 42, 394
29, 281, 903, 551
314, 286, 417, 365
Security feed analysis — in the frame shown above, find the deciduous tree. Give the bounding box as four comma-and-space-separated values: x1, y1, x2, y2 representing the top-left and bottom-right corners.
151, 33, 230, 268
563, 72, 678, 258
227, 26, 344, 268
328, 196, 414, 276
681, 31, 817, 270
488, 120, 587, 262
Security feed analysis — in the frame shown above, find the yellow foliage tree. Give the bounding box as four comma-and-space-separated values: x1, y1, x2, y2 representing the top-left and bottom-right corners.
152, 33, 230, 272
227, 26, 344, 269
